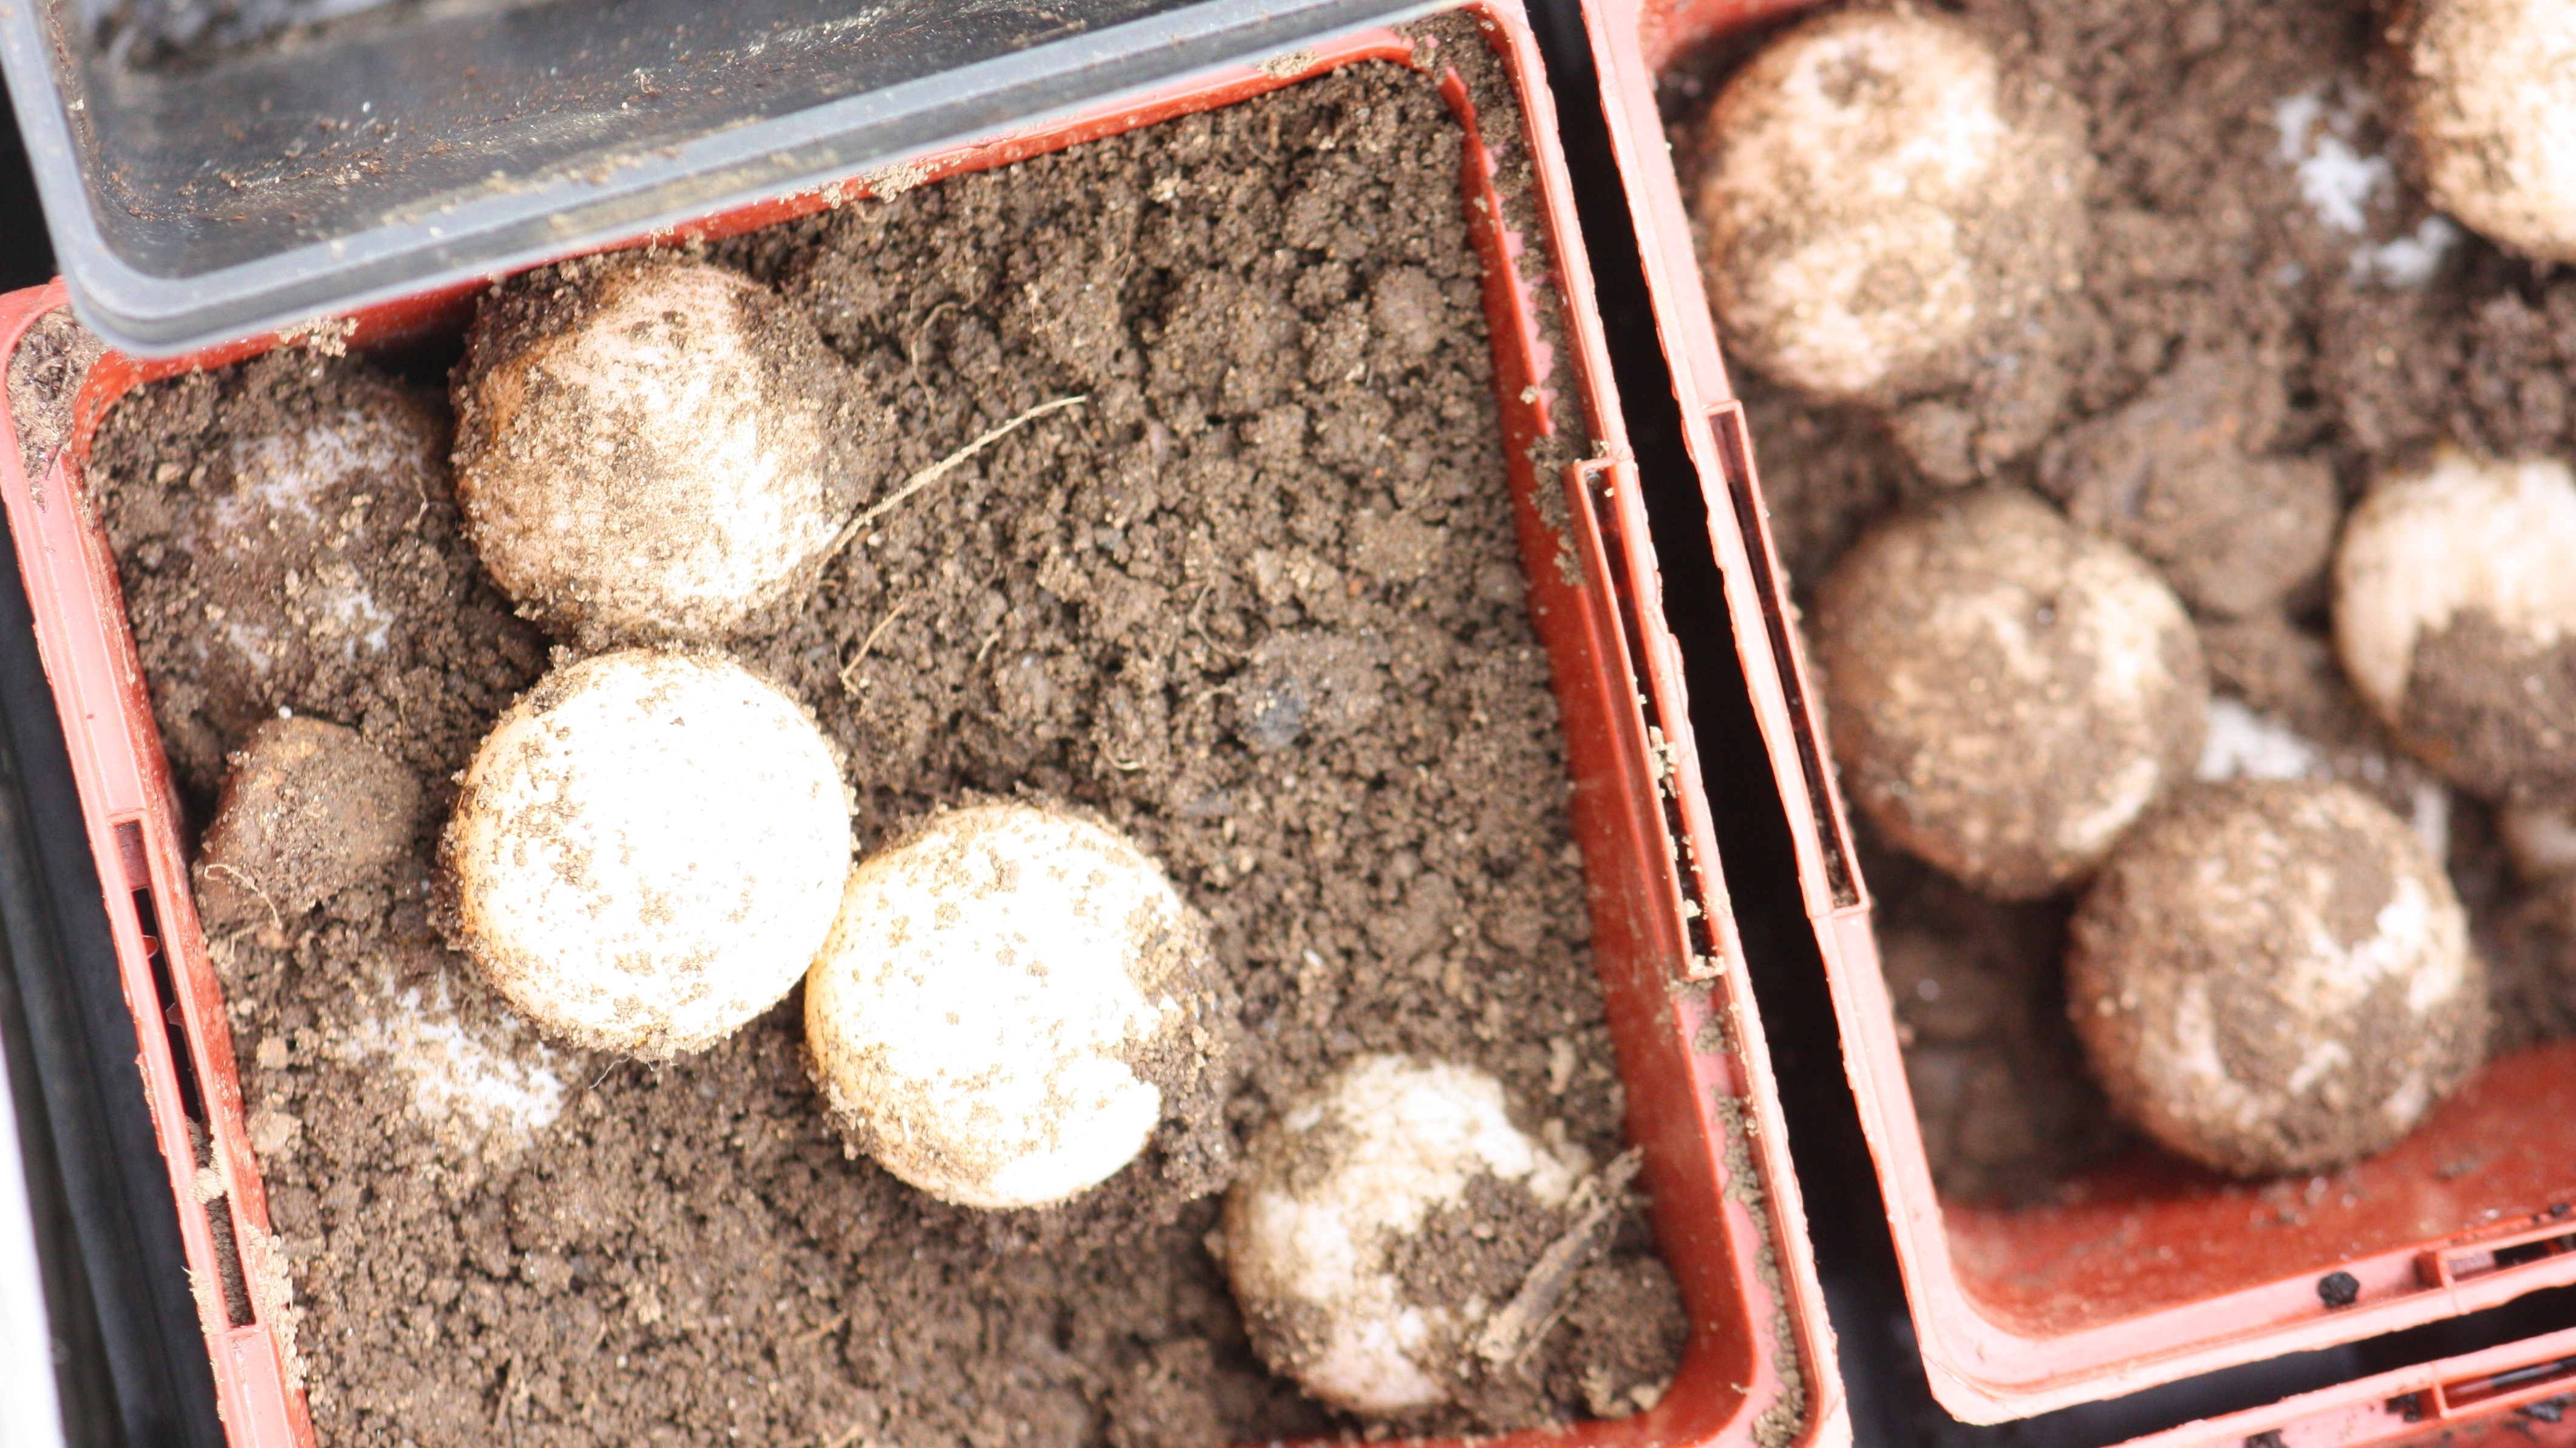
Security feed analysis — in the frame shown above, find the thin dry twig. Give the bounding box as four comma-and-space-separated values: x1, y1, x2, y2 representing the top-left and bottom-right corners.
904, 298, 963, 375
788, 1312, 848, 1345
839, 593, 922, 695
1471, 1147, 1645, 1367
1184, 578, 1249, 662
823, 394, 1088, 564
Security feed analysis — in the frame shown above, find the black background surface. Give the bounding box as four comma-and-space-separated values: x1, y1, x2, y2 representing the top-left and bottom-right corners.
0, 71, 49, 291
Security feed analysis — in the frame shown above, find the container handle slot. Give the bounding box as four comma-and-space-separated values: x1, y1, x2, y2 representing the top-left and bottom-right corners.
114, 819, 254, 1329
1703, 402, 1859, 908
115, 819, 254, 1329
117, 820, 207, 1129
2427, 1214, 2576, 1287
188, 1118, 254, 1329
2431, 1352, 2576, 1416
1573, 456, 1727, 982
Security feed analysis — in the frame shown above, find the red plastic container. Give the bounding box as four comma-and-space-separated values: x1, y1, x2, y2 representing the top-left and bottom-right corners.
1577, 0, 2576, 1425
2131, 1325, 2576, 1448
0, 5, 1844, 1446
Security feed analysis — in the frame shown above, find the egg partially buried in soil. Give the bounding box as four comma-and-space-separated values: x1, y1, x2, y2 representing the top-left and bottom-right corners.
1692, 7, 2091, 404
1814, 489, 2209, 900
2334, 448, 2576, 803
2400, 0, 2576, 262
804, 801, 1235, 1212
2039, 350, 2340, 620
1221, 1054, 1588, 1418
452, 256, 852, 646
2068, 780, 2490, 1178
443, 649, 851, 1060
193, 715, 420, 931
139, 366, 463, 787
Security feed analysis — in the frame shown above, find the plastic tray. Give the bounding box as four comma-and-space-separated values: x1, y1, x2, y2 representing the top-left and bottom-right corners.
1576, 0, 2576, 1426
0, 4, 1844, 1444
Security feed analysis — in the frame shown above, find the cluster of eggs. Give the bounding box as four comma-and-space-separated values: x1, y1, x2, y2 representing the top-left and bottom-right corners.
184, 253, 1618, 1421
1688, 1, 2576, 1177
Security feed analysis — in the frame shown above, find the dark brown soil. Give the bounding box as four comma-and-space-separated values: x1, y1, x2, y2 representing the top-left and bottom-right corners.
1391, 1176, 1686, 1427
2037, 348, 2339, 620
1863, 838, 2130, 1202
2398, 613, 2576, 806
85, 26, 1685, 1447
90, 349, 544, 799
2482, 873, 2576, 1048
1666, 0, 2576, 1195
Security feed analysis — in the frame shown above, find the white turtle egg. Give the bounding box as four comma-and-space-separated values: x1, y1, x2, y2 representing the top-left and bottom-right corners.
804, 801, 1227, 1211
444, 649, 850, 1059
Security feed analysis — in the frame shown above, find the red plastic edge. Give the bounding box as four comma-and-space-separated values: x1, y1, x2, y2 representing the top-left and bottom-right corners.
1579, 0, 2576, 1426
0, 278, 312, 1448
0, 4, 1842, 1447
2125, 1325, 2576, 1448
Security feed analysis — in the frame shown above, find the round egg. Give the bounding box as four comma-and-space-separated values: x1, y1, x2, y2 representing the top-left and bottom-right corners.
452, 257, 851, 645
1692, 8, 2091, 403
1814, 489, 2209, 900
2068, 780, 2489, 1176
804, 801, 1233, 1212
443, 649, 851, 1059
1220, 1054, 1587, 1418
2333, 448, 2576, 801
2401, 0, 2576, 261
194, 715, 420, 930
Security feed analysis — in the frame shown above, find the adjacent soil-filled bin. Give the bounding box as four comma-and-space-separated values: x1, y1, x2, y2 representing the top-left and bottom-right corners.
1582, 0, 2576, 1424
0, 5, 1842, 1446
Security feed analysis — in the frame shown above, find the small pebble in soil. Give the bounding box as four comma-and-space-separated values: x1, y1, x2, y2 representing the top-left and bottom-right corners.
2068, 779, 2490, 1177
1692, 7, 2091, 406
129, 366, 468, 787
2332, 448, 2576, 802
804, 800, 1236, 1211
443, 648, 851, 1059
193, 714, 420, 932
1220, 1054, 1589, 1418
452, 256, 856, 645
1233, 629, 1388, 753
1813, 488, 2209, 900
2399, 0, 2576, 262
